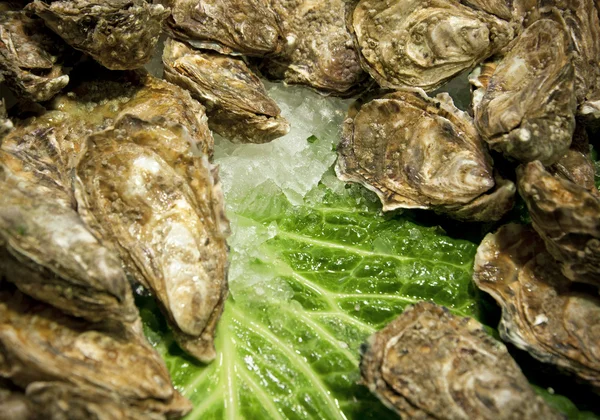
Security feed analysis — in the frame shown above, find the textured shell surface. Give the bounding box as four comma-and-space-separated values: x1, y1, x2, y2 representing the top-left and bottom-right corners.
350, 0, 516, 92
474, 18, 576, 164
360, 301, 563, 420
163, 38, 290, 144
336, 89, 515, 221
474, 223, 600, 391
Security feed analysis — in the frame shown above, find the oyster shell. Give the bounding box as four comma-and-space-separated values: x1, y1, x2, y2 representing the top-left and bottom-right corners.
473, 18, 576, 165
74, 115, 229, 363
0, 379, 32, 420
336, 89, 515, 221
26, 382, 164, 420
473, 223, 600, 390
161, 0, 284, 56
360, 301, 562, 419
0, 109, 138, 324
0, 100, 12, 139
350, 0, 515, 92
26, 0, 168, 70
517, 161, 600, 287
260, 0, 365, 95
531, 0, 600, 109
0, 10, 71, 101
0, 286, 192, 418
163, 38, 290, 144
549, 123, 597, 192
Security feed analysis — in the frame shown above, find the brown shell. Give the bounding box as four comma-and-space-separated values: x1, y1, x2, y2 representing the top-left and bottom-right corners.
350, 0, 516, 92
517, 161, 600, 287
474, 18, 576, 164
162, 0, 284, 56
26, 0, 168, 70
548, 123, 598, 193
0, 108, 138, 324
360, 301, 562, 420
74, 115, 229, 363
26, 382, 165, 420
0, 11, 71, 101
163, 38, 289, 144
473, 223, 600, 390
260, 0, 366, 95
0, 287, 191, 418
336, 89, 515, 221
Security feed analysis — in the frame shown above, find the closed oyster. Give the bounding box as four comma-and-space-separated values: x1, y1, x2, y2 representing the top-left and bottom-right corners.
360, 301, 562, 420
49, 67, 214, 156
473, 18, 576, 164
161, 0, 284, 56
26, 0, 168, 70
473, 223, 600, 390
163, 38, 289, 144
336, 89, 515, 221
0, 286, 192, 418
350, 0, 515, 92
260, 0, 365, 95
0, 11, 71, 101
26, 382, 164, 420
532, 0, 600, 109
74, 115, 229, 363
517, 161, 600, 287
549, 123, 597, 192
0, 379, 32, 420
0, 109, 138, 324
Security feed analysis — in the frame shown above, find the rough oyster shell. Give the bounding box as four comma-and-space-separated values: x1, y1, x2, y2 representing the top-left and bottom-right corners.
25, 382, 165, 420
0, 11, 71, 101
0, 107, 138, 324
473, 18, 576, 164
0, 378, 32, 420
336, 89, 515, 221
0, 286, 192, 418
26, 0, 168, 70
350, 0, 515, 92
161, 0, 284, 56
74, 115, 229, 363
260, 0, 365, 95
549, 123, 597, 193
473, 223, 600, 390
528, 0, 600, 109
360, 301, 562, 419
163, 38, 290, 144
517, 161, 600, 287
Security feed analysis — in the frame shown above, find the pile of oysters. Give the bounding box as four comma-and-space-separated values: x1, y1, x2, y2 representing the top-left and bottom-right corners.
0, 0, 599, 417
340, 0, 600, 418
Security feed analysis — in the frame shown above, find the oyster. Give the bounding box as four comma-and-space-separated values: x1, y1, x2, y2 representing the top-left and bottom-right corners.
473, 18, 576, 164
26, 382, 164, 420
549, 123, 597, 192
0, 10, 71, 101
0, 286, 192, 418
473, 223, 600, 390
163, 38, 290, 144
517, 161, 600, 287
349, 0, 515, 92
0, 109, 138, 324
336, 89, 515, 221
74, 116, 229, 363
532, 0, 600, 109
26, 0, 168, 70
161, 0, 284, 56
0, 379, 32, 420
260, 0, 365, 95
360, 301, 562, 419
